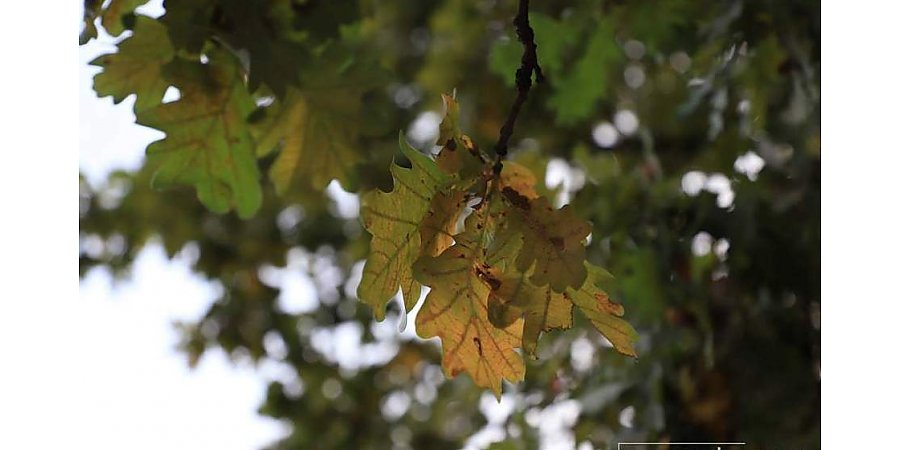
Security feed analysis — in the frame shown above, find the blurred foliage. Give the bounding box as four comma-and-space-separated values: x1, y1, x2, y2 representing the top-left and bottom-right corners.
80, 0, 820, 449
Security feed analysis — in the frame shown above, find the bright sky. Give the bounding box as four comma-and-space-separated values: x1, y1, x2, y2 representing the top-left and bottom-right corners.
0, 4, 288, 448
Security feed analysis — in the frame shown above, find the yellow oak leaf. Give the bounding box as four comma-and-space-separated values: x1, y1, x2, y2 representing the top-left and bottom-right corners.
357, 136, 450, 319
255, 88, 362, 193
501, 187, 591, 292
413, 216, 525, 398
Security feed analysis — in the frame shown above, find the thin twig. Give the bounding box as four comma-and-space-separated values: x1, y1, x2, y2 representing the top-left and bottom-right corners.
492, 0, 543, 175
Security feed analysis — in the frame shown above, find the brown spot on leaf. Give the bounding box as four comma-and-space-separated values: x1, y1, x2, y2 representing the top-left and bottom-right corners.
549, 236, 564, 249
501, 187, 531, 210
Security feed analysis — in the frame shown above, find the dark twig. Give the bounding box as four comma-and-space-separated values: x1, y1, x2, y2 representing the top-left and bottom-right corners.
493, 0, 543, 175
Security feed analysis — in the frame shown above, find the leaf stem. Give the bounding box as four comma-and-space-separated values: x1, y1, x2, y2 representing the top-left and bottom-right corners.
492, 0, 543, 176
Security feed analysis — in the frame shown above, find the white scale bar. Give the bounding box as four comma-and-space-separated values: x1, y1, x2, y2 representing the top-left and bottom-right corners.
618, 444, 747, 449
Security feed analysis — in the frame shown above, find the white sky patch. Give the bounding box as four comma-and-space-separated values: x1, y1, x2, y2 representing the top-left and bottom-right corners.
613, 109, 640, 136
326, 179, 360, 219
344, 260, 365, 299
681, 171, 707, 196
461, 393, 519, 450
570, 336, 596, 372
705, 172, 735, 208
311, 321, 400, 371
276, 205, 306, 232
26, 245, 290, 450
407, 111, 441, 144
381, 390, 412, 421
682, 171, 736, 208
624, 65, 646, 89
714, 238, 731, 260
618, 405, 636, 428
161, 86, 181, 103
734, 150, 766, 181
591, 122, 619, 148
258, 358, 304, 399
692, 231, 714, 256
259, 248, 320, 315
134, 0, 165, 18
545, 158, 586, 207
525, 399, 583, 450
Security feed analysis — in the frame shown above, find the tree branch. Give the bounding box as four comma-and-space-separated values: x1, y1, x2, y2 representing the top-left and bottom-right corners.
493, 0, 543, 175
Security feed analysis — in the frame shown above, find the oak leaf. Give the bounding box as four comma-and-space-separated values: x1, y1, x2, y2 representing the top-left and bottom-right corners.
501, 188, 591, 292
137, 50, 262, 218
255, 89, 361, 193
357, 136, 450, 319
91, 16, 174, 112
413, 220, 525, 398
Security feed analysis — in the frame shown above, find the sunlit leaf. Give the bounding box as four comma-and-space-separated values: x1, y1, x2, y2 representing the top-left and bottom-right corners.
414, 216, 525, 398
357, 136, 450, 319
568, 264, 639, 357
419, 189, 467, 257
436, 94, 488, 180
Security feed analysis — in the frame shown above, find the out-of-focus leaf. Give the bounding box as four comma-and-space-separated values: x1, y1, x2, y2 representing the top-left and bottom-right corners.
137, 50, 261, 218
548, 24, 621, 124
90, 16, 174, 112
101, 0, 148, 36
255, 88, 362, 192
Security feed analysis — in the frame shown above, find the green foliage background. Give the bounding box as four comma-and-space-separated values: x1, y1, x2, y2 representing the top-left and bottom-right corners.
80, 0, 820, 448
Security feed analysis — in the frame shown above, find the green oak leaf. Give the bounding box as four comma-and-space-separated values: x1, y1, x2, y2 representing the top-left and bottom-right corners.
90, 16, 174, 112
357, 136, 450, 319
136, 50, 262, 218
547, 23, 621, 124
101, 0, 148, 36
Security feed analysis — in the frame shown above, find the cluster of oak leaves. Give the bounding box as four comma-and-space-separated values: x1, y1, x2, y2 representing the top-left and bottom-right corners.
358, 96, 637, 397
89, 12, 636, 396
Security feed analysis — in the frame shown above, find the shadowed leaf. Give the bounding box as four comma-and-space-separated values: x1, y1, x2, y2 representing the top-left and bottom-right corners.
90, 16, 174, 112
137, 50, 261, 218
502, 189, 591, 292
